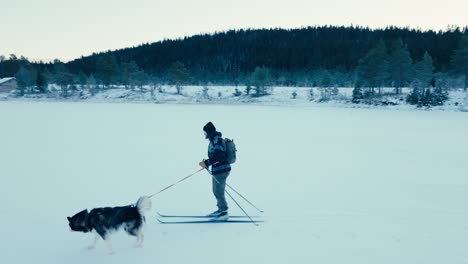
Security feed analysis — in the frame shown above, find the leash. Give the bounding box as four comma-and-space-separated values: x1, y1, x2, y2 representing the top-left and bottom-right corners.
148, 168, 205, 198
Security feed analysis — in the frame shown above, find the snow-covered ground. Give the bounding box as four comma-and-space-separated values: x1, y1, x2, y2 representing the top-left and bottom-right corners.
1, 101, 467, 264
2, 85, 468, 112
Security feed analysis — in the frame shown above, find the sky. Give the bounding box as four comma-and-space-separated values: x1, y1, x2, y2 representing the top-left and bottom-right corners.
1, 0, 467, 62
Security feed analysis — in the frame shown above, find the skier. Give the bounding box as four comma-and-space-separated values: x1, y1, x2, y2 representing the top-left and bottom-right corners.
199, 122, 231, 220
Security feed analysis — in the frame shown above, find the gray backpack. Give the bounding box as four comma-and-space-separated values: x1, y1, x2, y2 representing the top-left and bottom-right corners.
223, 138, 237, 164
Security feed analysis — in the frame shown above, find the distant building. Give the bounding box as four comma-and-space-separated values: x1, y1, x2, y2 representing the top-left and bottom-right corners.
0, 77, 17, 93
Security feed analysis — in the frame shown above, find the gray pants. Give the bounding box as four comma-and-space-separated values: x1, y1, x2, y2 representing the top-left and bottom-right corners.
212, 171, 230, 212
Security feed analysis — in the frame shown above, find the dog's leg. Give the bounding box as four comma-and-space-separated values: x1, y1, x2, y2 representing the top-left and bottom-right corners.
104, 238, 114, 255
93, 227, 114, 254
134, 228, 144, 248
86, 233, 100, 250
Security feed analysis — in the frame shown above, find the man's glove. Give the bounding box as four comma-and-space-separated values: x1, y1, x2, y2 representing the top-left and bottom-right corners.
199, 160, 207, 168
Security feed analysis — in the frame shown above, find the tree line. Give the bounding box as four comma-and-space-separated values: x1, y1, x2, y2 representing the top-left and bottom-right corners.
0, 26, 467, 104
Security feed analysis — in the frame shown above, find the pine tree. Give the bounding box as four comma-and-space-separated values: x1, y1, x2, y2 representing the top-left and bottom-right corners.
95, 54, 118, 88
450, 35, 468, 91
168, 61, 190, 94
132, 70, 147, 90
319, 69, 333, 88
15, 66, 36, 96
407, 53, 436, 106
413, 52, 434, 87
120, 61, 140, 89
356, 40, 390, 96
36, 71, 47, 93
388, 38, 413, 94
53, 63, 74, 97
407, 80, 422, 105
76, 71, 87, 86
250, 66, 272, 97
412, 52, 434, 101
87, 74, 98, 94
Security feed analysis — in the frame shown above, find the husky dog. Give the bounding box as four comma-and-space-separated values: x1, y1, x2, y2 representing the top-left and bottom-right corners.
67, 196, 152, 253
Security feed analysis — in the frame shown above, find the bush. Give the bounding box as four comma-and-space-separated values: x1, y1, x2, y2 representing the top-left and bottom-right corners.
352, 87, 364, 103
291, 91, 297, 99
202, 86, 209, 98
233, 88, 242, 96
407, 87, 449, 107
245, 85, 252, 95
431, 87, 449, 106
309, 88, 314, 101
406, 87, 421, 105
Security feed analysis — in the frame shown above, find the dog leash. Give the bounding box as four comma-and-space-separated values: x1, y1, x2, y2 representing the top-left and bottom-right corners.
148, 168, 205, 198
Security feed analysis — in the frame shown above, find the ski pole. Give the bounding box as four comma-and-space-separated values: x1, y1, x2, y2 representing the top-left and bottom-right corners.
204, 162, 263, 213
225, 182, 264, 213
149, 168, 204, 198
205, 168, 259, 226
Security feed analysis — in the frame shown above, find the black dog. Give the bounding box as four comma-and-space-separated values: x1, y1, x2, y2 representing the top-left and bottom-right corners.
67, 196, 151, 253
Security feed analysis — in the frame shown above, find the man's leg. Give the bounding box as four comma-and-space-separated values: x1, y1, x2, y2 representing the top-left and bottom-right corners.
212, 172, 229, 212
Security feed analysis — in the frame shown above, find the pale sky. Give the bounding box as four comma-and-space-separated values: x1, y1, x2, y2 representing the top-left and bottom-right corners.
1, 0, 467, 62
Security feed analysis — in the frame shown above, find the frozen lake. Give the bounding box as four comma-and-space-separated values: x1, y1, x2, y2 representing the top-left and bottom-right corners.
0, 101, 467, 264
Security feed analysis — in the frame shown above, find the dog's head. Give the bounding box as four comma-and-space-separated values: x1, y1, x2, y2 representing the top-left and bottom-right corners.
67, 209, 91, 233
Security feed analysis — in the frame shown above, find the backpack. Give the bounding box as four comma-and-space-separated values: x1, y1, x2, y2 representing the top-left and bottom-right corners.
223, 138, 237, 164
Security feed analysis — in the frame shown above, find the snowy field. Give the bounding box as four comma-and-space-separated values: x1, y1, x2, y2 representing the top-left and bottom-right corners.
1, 101, 467, 264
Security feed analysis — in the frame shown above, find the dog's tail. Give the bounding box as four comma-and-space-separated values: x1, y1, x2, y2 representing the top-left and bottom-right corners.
136, 196, 152, 214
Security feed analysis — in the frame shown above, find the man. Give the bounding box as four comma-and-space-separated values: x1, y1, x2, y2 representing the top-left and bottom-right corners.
199, 122, 231, 221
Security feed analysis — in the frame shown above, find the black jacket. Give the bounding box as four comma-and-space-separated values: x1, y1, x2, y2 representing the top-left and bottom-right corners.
203, 131, 231, 175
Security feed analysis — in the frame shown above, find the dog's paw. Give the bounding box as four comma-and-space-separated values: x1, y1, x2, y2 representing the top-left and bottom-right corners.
134, 243, 143, 248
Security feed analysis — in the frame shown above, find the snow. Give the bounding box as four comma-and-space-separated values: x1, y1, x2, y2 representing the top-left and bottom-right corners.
0, 77, 15, 84
0, 101, 467, 264
3, 85, 468, 112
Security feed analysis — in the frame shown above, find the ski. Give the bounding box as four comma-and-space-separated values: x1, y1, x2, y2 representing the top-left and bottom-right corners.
157, 218, 264, 224
157, 212, 260, 219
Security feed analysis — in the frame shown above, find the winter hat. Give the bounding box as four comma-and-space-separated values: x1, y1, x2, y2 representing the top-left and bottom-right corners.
203, 122, 216, 134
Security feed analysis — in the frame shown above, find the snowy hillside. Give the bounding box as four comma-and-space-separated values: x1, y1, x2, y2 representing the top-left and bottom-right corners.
0, 102, 467, 264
